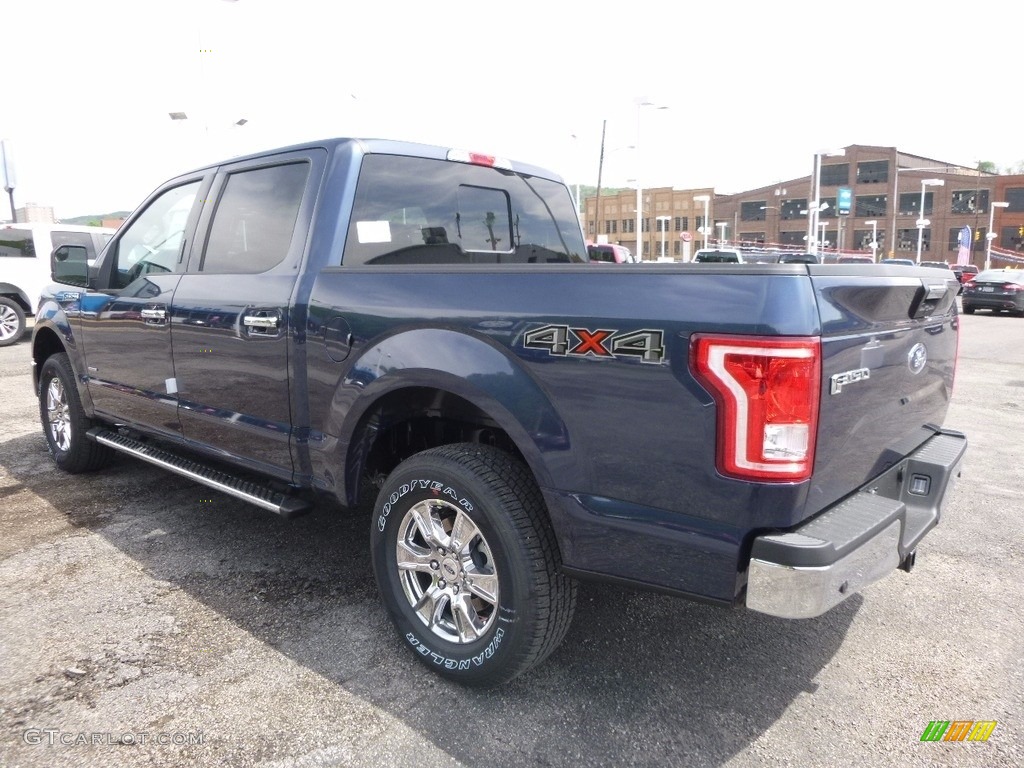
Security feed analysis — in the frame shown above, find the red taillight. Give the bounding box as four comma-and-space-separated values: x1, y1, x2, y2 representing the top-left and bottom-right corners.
446, 149, 512, 170
1004, 283, 1024, 292
690, 335, 821, 482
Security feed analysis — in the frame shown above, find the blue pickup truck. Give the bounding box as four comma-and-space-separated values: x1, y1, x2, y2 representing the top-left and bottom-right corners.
31, 137, 967, 686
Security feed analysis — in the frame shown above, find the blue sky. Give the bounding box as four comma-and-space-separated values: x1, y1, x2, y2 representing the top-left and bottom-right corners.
4, 0, 1021, 218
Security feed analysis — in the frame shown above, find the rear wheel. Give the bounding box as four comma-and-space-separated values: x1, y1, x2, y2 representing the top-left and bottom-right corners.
371, 443, 576, 686
0, 297, 26, 347
38, 353, 113, 473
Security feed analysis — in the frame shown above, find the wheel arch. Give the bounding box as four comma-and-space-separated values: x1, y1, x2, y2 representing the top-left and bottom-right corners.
324, 328, 573, 511
0, 283, 32, 313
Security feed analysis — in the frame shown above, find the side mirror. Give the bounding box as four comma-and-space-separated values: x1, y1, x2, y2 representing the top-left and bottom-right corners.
51, 245, 90, 288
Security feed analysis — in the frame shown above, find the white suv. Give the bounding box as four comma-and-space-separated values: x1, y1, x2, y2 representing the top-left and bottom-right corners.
0, 222, 115, 346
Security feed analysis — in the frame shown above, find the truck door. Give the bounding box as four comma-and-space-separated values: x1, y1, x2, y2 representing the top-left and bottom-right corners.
77, 177, 209, 438
169, 149, 325, 478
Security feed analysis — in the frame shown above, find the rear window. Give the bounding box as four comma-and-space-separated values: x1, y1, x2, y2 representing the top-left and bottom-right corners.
694, 250, 740, 263
343, 155, 586, 266
0, 228, 33, 257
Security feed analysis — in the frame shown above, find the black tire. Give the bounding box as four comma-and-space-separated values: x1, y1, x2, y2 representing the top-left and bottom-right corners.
38, 353, 113, 473
0, 297, 26, 347
962, 305, 975, 314
371, 443, 576, 687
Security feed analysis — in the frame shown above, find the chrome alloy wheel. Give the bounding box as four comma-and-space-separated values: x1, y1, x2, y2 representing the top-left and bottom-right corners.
0, 304, 19, 341
46, 377, 73, 452
396, 499, 499, 644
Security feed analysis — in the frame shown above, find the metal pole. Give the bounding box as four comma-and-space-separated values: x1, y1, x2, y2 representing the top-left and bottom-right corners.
916, 181, 927, 263
807, 153, 820, 255
871, 221, 878, 261
986, 205, 995, 271
4, 188, 14, 223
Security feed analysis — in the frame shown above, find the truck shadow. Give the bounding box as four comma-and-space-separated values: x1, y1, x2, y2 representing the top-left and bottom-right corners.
1, 432, 858, 767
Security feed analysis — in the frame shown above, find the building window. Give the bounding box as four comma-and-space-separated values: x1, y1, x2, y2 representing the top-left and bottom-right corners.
739, 232, 765, 245
898, 192, 937, 216
1001, 224, 1024, 251
855, 195, 887, 217
854, 229, 885, 250
642, 241, 650, 256
780, 231, 806, 246
674, 216, 688, 231
741, 201, 767, 222
952, 189, 988, 214
820, 197, 837, 215
642, 218, 650, 232
856, 161, 888, 184
1005, 188, 1024, 212
895, 227, 931, 252
695, 215, 705, 230
674, 241, 680, 256
821, 163, 850, 187
780, 199, 807, 220
622, 219, 634, 233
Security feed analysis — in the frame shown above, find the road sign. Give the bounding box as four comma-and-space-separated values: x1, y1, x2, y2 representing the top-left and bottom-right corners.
681, 232, 692, 242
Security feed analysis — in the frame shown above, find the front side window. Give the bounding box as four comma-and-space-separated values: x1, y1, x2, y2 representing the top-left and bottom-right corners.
201, 162, 309, 273
113, 181, 201, 288
343, 155, 585, 266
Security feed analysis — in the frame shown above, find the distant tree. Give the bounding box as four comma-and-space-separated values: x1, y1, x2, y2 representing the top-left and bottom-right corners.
977, 161, 997, 174
1005, 160, 1024, 175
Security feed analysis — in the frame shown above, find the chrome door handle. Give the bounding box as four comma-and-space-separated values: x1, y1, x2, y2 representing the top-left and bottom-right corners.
243, 315, 279, 329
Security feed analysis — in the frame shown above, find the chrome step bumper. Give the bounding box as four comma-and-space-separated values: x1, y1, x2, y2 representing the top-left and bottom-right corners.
745, 429, 967, 619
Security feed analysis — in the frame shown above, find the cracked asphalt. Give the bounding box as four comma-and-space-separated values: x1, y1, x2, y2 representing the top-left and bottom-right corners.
1, 314, 1021, 767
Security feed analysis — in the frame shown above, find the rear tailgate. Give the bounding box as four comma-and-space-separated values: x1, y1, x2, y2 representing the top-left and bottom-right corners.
806, 265, 961, 512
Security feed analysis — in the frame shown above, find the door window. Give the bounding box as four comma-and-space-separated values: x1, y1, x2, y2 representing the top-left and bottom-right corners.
113, 181, 202, 289
200, 162, 309, 273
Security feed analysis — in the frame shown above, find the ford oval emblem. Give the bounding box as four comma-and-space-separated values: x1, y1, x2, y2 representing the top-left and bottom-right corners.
908, 343, 927, 375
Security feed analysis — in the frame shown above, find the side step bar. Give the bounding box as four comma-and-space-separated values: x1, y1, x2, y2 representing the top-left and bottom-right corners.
88, 428, 312, 519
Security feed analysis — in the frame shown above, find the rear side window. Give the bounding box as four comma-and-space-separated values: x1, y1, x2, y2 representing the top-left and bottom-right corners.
0, 228, 33, 257
201, 162, 309, 274
343, 155, 586, 266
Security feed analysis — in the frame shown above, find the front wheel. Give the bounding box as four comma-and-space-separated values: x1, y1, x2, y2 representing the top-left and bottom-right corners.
0, 297, 26, 347
38, 353, 113, 473
371, 443, 576, 687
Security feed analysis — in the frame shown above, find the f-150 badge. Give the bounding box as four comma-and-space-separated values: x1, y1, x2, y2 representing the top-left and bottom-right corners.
830, 367, 870, 395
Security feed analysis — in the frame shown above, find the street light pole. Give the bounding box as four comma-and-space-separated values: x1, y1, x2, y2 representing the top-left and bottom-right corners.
807, 148, 845, 257
716, 221, 727, 245
889, 165, 957, 259
694, 194, 710, 250
986, 201, 1010, 270
819, 221, 829, 253
916, 178, 944, 263
634, 100, 667, 262
864, 219, 878, 261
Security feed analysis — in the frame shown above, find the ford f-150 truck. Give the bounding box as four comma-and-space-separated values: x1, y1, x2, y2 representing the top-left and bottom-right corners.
31, 137, 967, 686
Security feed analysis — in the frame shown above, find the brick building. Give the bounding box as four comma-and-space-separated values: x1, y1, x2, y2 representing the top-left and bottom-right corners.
583, 145, 1024, 265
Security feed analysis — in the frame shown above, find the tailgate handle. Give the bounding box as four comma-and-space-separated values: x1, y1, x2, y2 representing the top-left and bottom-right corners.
910, 280, 950, 319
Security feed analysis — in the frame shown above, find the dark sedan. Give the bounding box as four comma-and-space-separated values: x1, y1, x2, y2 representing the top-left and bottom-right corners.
961, 269, 1024, 316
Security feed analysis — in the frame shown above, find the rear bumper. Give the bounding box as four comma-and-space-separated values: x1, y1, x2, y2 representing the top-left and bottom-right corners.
745, 428, 967, 619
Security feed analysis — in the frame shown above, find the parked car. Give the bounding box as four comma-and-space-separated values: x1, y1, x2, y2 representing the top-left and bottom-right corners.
777, 252, 820, 264
0, 223, 115, 346
881, 258, 916, 266
836, 254, 875, 264
961, 269, 1024, 315
587, 242, 635, 264
693, 247, 744, 263
946, 264, 978, 290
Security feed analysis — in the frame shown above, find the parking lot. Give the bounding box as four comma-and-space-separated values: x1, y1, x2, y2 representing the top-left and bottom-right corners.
1, 314, 1021, 768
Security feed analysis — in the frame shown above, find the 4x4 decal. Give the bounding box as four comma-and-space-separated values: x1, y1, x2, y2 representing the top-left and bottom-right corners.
523, 324, 665, 364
